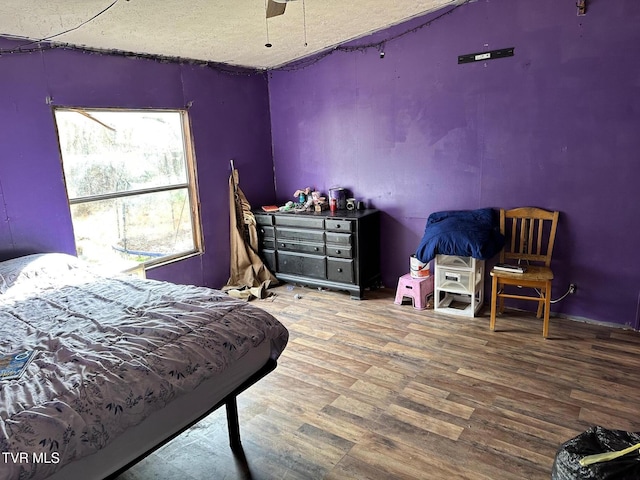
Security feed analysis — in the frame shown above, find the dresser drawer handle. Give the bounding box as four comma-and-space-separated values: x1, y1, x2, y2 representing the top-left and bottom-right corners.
337, 268, 343, 273
336, 224, 341, 229
281, 243, 286, 248
335, 250, 341, 254
314, 247, 319, 251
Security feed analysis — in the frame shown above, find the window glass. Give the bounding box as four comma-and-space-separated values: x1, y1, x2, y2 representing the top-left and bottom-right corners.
55, 108, 201, 272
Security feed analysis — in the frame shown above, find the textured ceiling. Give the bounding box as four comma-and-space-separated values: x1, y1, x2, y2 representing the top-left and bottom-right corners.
0, 0, 465, 69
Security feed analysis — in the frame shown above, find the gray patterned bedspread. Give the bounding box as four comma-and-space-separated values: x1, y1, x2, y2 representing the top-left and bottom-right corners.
0, 254, 288, 480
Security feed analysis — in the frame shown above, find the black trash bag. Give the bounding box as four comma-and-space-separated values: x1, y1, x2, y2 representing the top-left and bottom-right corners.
552, 426, 640, 480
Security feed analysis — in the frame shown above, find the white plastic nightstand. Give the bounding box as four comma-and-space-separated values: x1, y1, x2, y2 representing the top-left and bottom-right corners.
434, 255, 484, 317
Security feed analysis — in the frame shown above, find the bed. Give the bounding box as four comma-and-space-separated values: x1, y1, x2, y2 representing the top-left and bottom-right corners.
0, 253, 289, 480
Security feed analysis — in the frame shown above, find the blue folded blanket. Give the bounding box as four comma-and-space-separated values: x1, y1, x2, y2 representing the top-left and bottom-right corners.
415, 208, 505, 263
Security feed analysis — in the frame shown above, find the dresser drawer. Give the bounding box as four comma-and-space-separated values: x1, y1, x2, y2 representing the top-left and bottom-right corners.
327, 258, 354, 283
278, 240, 324, 255
325, 219, 353, 232
275, 216, 324, 229
277, 227, 324, 243
262, 249, 276, 272
258, 225, 275, 238
255, 213, 273, 226
325, 232, 352, 245
261, 238, 276, 250
278, 252, 326, 279
325, 244, 353, 259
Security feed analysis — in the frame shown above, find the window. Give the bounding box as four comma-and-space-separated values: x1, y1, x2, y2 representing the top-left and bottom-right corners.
54, 108, 201, 273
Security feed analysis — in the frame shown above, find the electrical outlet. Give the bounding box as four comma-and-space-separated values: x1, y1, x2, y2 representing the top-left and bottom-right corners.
569, 283, 577, 294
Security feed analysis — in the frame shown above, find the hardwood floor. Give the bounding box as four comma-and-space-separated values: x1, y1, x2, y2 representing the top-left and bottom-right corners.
117, 284, 640, 479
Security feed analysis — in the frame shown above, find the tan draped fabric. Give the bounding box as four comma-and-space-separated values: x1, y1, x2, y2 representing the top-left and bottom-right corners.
224, 167, 277, 299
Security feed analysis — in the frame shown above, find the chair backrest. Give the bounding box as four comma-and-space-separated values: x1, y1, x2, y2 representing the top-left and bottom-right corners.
499, 207, 559, 267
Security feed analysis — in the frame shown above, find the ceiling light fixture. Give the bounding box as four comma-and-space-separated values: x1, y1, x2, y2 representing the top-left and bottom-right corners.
266, 0, 298, 19
264, 0, 308, 49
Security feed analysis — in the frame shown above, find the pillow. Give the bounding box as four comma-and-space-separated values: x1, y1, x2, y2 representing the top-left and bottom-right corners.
415, 208, 505, 263
0, 253, 86, 294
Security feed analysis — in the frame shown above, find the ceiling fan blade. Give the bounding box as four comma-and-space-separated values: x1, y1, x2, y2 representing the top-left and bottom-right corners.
266, 0, 286, 18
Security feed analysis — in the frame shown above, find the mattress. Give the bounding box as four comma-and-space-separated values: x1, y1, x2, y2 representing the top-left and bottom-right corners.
0, 254, 288, 480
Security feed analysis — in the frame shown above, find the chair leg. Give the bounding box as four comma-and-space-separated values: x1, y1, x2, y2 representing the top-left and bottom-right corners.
542, 281, 551, 338
497, 281, 505, 314
536, 287, 545, 318
490, 275, 498, 331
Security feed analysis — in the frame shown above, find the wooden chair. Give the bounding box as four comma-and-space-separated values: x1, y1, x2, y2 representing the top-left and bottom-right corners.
489, 207, 560, 338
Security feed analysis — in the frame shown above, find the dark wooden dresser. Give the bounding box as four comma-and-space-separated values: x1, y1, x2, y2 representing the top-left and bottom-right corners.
254, 209, 380, 299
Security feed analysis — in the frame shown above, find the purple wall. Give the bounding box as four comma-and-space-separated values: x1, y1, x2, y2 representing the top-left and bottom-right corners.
0, 38, 275, 289
2, 0, 639, 328
268, 0, 640, 328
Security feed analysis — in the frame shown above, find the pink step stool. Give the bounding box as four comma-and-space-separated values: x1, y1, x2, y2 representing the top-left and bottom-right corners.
394, 273, 434, 310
